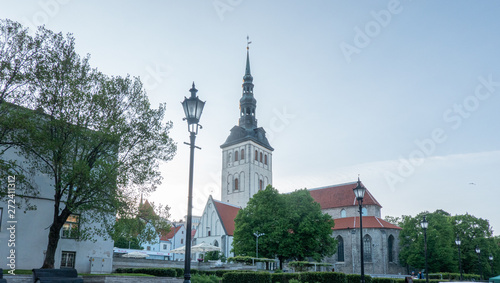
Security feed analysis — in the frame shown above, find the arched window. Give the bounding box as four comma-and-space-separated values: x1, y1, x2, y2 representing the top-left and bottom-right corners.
264, 155, 268, 165
241, 149, 245, 159
337, 236, 344, 262
213, 240, 219, 247
235, 151, 239, 161
227, 152, 232, 165
388, 235, 395, 262
340, 209, 347, 218
255, 150, 258, 160
363, 235, 372, 262
234, 178, 239, 191
260, 152, 263, 162
259, 180, 263, 191
362, 207, 367, 216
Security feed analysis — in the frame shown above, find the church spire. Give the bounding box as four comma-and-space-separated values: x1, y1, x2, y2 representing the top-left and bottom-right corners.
239, 36, 257, 129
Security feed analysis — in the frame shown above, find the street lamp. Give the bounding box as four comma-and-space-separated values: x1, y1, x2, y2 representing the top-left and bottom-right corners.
420, 216, 429, 283
353, 177, 366, 283
254, 231, 265, 258
455, 236, 463, 281
476, 246, 482, 281
490, 254, 494, 277
181, 82, 205, 283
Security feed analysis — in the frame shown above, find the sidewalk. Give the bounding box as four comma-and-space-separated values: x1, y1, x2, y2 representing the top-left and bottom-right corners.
2, 275, 183, 283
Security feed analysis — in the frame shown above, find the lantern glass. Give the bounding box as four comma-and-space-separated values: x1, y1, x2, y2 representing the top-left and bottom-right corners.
352, 181, 366, 200
476, 246, 480, 254
455, 236, 461, 246
421, 216, 428, 229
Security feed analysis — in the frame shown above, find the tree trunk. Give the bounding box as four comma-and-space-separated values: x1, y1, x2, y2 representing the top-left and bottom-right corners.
41, 206, 71, 269
41, 221, 63, 268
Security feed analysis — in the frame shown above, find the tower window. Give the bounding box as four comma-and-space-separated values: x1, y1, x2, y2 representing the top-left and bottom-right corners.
241, 149, 245, 160
234, 178, 239, 191
255, 150, 258, 161
235, 151, 239, 161
259, 180, 263, 191
264, 155, 268, 165
260, 152, 263, 162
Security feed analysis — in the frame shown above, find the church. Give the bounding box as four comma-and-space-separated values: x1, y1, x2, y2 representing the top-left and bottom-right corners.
192, 45, 404, 275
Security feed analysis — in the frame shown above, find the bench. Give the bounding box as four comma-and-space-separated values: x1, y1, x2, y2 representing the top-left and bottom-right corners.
32, 268, 83, 283
0, 268, 7, 283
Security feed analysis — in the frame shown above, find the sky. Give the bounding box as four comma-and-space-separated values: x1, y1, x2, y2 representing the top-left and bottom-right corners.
2, 1, 500, 235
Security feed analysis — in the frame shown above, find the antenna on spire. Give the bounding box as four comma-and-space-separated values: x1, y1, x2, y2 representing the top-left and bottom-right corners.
247, 35, 252, 50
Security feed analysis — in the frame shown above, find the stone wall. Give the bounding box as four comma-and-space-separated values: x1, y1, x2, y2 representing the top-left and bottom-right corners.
112, 257, 259, 272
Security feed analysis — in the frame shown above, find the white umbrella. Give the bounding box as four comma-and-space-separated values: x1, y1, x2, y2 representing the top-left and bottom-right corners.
122, 251, 148, 258
191, 242, 221, 253
170, 243, 220, 254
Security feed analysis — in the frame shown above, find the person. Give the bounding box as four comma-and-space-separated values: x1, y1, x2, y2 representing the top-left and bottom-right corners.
418, 271, 424, 279
411, 271, 415, 278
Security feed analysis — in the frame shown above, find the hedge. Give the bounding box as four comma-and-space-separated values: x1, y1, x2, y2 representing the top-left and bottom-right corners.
300, 271, 346, 283
346, 273, 372, 283
222, 271, 271, 283
271, 273, 300, 283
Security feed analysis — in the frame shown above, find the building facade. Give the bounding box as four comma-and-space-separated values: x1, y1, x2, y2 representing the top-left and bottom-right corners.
308, 182, 405, 275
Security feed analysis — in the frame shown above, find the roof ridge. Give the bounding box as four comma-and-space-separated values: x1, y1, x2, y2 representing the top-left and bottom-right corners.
308, 181, 358, 191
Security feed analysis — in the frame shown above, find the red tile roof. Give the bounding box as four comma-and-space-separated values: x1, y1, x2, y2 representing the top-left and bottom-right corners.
213, 199, 241, 236
333, 216, 401, 230
191, 229, 196, 238
160, 226, 181, 241
308, 181, 382, 209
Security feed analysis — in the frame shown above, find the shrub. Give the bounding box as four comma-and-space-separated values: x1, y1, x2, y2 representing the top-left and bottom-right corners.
300, 271, 346, 283
191, 274, 221, 283
271, 272, 300, 283
222, 271, 271, 283
346, 274, 372, 283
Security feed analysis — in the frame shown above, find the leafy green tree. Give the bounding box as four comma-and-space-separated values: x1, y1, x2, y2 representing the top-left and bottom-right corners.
0, 22, 176, 268
399, 210, 456, 274
233, 186, 336, 268
112, 201, 171, 248
398, 210, 499, 276
451, 213, 499, 277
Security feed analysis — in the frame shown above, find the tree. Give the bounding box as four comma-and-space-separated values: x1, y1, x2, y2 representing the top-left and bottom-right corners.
233, 186, 336, 268
0, 22, 176, 268
399, 210, 456, 274
112, 200, 171, 249
398, 210, 499, 276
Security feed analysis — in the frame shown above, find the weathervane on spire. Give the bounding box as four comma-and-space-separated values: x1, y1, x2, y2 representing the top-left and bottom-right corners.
247, 35, 252, 50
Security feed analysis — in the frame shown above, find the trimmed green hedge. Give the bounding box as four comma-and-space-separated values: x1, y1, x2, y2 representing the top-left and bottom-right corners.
271, 272, 300, 283
222, 271, 271, 283
300, 271, 346, 283
346, 274, 372, 283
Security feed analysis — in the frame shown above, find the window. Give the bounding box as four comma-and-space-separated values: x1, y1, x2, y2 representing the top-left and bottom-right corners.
213, 240, 219, 247
62, 214, 80, 239
362, 207, 367, 216
181, 239, 184, 244
147, 246, 151, 251
260, 152, 263, 162
234, 178, 239, 191
0, 208, 3, 230
388, 235, 395, 262
255, 150, 258, 160
259, 180, 263, 191
235, 151, 239, 161
60, 251, 76, 268
340, 209, 346, 218
363, 235, 372, 262
163, 244, 167, 250
337, 236, 344, 262
264, 155, 268, 165
208, 231, 211, 236
241, 149, 245, 159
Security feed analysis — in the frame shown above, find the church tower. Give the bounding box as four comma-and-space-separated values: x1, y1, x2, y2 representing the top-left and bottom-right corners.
220, 43, 274, 208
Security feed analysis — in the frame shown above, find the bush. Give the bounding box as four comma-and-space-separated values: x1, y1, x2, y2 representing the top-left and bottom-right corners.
222, 271, 271, 283
346, 274, 372, 283
271, 272, 300, 283
372, 278, 393, 283
300, 271, 346, 283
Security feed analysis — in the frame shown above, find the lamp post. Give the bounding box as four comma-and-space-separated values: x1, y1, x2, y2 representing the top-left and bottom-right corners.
455, 236, 463, 281
476, 246, 482, 281
254, 231, 265, 259
420, 216, 429, 283
353, 177, 366, 283
489, 254, 494, 278
181, 82, 205, 283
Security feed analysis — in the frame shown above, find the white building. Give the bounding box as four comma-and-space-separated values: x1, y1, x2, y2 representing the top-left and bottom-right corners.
0, 148, 114, 273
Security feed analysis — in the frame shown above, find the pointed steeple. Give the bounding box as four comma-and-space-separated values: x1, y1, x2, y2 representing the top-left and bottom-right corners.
239, 37, 257, 129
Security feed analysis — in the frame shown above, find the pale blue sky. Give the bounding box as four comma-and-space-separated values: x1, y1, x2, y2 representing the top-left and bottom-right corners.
2, 1, 500, 235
